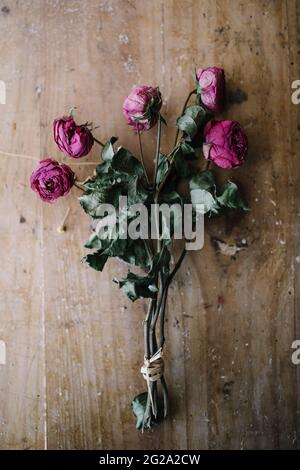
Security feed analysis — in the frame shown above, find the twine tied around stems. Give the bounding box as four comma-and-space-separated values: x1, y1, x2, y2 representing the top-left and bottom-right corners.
141, 347, 164, 415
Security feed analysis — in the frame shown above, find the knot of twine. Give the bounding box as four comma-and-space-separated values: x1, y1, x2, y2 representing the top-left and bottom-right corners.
140, 347, 164, 415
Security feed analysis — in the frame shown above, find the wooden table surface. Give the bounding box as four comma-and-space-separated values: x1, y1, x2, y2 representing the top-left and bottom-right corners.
0, 0, 299, 450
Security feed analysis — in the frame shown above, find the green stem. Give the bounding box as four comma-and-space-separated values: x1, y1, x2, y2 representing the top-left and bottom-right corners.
174, 88, 197, 147
150, 276, 166, 332
154, 194, 161, 253
204, 160, 211, 171
137, 129, 150, 185
159, 248, 186, 348
74, 181, 85, 192
154, 115, 162, 251
156, 147, 178, 199
143, 107, 189, 427
144, 299, 155, 360
153, 114, 162, 187
144, 240, 153, 265
149, 275, 166, 420
154, 143, 180, 210
93, 137, 105, 147
165, 144, 180, 162
148, 249, 186, 421
146, 114, 163, 419
149, 298, 158, 419
160, 377, 169, 417
143, 298, 156, 427
150, 275, 169, 419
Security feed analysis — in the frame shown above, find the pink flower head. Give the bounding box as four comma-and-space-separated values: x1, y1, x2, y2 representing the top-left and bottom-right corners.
122, 85, 162, 131
53, 116, 94, 158
30, 158, 75, 203
196, 67, 225, 113
203, 120, 248, 169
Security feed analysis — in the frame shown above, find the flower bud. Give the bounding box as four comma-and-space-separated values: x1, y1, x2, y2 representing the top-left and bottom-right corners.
53, 116, 94, 158
123, 85, 162, 131
30, 158, 74, 203
196, 67, 225, 113
203, 119, 248, 169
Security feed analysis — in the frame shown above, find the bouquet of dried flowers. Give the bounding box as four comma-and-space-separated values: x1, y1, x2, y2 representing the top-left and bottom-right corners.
30, 66, 249, 430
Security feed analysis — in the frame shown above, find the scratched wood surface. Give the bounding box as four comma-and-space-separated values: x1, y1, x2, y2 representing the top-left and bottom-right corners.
0, 0, 299, 450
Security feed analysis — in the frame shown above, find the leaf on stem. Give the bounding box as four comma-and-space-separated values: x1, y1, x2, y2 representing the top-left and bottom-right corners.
176, 105, 206, 139
158, 191, 184, 243
189, 170, 250, 215
79, 145, 150, 218
111, 147, 144, 177
180, 142, 197, 159
118, 272, 158, 302
116, 246, 170, 301
156, 153, 169, 186
189, 170, 219, 214
101, 136, 118, 162
84, 217, 151, 270
173, 147, 191, 178
216, 181, 249, 211
84, 250, 108, 271
131, 392, 164, 430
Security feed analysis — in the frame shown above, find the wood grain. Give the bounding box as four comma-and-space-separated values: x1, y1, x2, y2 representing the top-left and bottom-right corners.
0, 0, 45, 449
0, 0, 299, 449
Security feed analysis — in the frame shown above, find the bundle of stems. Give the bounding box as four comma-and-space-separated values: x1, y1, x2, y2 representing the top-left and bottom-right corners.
138, 91, 196, 427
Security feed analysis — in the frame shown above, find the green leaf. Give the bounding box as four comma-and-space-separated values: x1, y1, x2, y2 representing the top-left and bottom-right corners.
131, 392, 148, 430
84, 250, 108, 272
190, 188, 219, 214
79, 191, 107, 218
189, 170, 215, 192
158, 191, 183, 242
84, 232, 103, 250
196, 84, 202, 95
189, 170, 219, 214
116, 246, 170, 301
156, 153, 169, 186
101, 136, 118, 162
118, 239, 151, 270
158, 189, 182, 205
85, 214, 151, 270
188, 111, 213, 149
131, 392, 165, 430
103, 237, 127, 257
176, 115, 198, 137
111, 147, 144, 177
180, 142, 196, 159
216, 181, 249, 211
185, 104, 206, 121
85, 236, 151, 271
79, 187, 120, 218
95, 161, 111, 174
150, 247, 171, 276
189, 172, 249, 215
127, 175, 150, 205
79, 168, 131, 218
176, 105, 206, 138
173, 147, 190, 178
94, 147, 148, 213
118, 272, 158, 302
